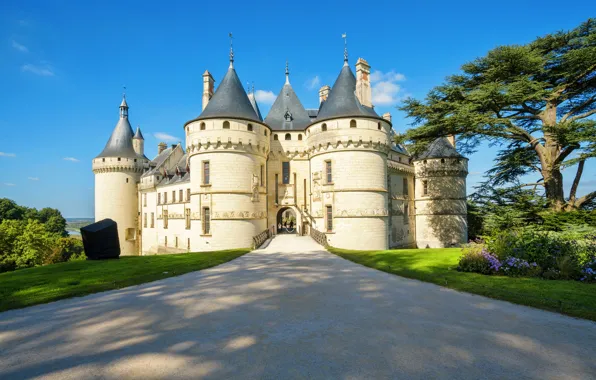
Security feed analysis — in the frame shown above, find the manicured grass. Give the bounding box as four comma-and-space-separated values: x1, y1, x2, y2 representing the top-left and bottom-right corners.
0, 249, 250, 313
329, 247, 596, 321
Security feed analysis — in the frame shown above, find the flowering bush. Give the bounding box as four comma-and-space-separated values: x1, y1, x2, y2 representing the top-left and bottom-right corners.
458, 245, 501, 274
580, 259, 596, 282
500, 256, 539, 277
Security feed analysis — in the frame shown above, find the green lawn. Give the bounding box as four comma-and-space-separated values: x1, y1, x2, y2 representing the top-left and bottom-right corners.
329, 247, 596, 321
0, 249, 250, 313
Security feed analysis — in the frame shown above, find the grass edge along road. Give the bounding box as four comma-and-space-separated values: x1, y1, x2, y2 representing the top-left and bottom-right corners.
0, 249, 250, 313
328, 247, 596, 321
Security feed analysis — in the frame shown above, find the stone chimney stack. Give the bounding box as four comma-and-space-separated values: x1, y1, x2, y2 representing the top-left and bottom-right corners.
202, 70, 215, 111
382, 112, 392, 123
355, 58, 372, 107
318, 85, 331, 104
158, 142, 167, 154
447, 135, 456, 148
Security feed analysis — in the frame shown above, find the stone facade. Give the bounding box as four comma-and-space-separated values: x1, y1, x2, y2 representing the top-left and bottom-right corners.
94, 56, 468, 255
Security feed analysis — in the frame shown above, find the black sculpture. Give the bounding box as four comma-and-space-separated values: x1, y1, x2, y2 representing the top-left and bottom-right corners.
80, 218, 121, 260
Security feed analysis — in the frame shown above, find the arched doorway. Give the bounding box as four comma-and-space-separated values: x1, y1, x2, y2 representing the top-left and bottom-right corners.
276, 207, 297, 234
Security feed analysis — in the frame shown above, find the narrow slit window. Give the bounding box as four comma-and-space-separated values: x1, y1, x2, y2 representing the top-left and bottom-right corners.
326, 161, 332, 183
203, 207, 211, 234
422, 180, 428, 196
203, 161, 210, 184
260, 165, 264, 186
403, 178, 408, 196
282, 162, 290, 184
151, 212, 154, 228
326, 206, 333, 232
185, 208, 191, 229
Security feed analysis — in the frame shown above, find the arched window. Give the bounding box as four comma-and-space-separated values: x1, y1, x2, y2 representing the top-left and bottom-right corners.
264, 129, 268, 136
378, 122, 381, 130
322, 123, 327, 132
350, 119, 357, 128
441, 158, 445, 164
200, 122, 206, 130
298, 134, 303, 140
285, 133, 291, 140
248, 124, 253, 131
274, 134, 278, 140
223, 121, 230, 129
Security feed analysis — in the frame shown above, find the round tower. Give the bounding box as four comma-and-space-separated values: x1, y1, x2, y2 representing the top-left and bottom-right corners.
184, 50, 271, 250
92, 96, 148, 255
413, 137, 468, 248
305, 57, 391, 250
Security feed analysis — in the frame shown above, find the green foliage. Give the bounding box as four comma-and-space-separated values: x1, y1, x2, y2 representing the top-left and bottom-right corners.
399, 19, 596, 210
45, 237, 85, 264
12, 220, 58, 269
458, 244, 495, 274
0, 198, 67, 236
466, 201, 484, 240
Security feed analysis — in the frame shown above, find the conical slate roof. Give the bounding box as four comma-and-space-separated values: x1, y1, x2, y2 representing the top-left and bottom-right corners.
196, 67, 260, 122
416, 137, 464, 160
247, 92, 263, 121
96, 99, 141, 159
133, 126, 144, 140
264, 80, 311, 131
315, 64, 379, 122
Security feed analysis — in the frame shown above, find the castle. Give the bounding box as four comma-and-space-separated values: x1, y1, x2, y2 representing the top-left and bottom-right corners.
92, 49, 469, 255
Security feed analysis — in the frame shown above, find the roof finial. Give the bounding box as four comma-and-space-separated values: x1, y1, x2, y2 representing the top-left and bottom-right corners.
252, 82, 255, 94
122, 85, 126, 99
119, 86, 129, 118
342, 33, 348, 65
229, 32, 234, 68
285, 60, 290, 84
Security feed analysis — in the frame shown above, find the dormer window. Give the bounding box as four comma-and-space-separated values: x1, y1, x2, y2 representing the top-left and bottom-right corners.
284, 110, 293, 121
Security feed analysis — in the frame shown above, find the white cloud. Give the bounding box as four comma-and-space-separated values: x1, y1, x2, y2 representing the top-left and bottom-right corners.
63, 157, 79, 162
370, 70, 407, 106
254, 90, 276, 105
305, 75, 321, 90
28, 177, 39, 181
22, 63, 54, 76
0, 152, 16, 157
11, 40, 28, 53
4, 183, 16, 186
154, 132, 180, 143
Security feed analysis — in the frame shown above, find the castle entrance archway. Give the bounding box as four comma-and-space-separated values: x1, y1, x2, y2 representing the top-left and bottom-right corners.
276, 207, 297, 234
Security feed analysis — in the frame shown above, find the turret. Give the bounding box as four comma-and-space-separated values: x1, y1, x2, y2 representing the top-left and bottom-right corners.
413, 137, 468, 248
133, 126, 145, 156
306, 51, 391, 250
92, 95, 148, 255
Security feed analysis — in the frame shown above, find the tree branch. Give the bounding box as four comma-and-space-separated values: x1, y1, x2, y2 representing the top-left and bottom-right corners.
567, 108, 596, 123
554, 144, 579, 166
561, 95, 596, 122
574, 190, 596, 209
568, 159, 585, 204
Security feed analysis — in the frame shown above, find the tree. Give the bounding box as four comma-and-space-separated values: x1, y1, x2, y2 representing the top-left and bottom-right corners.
38, 207, 67, 236
0, 198, 23, 222
399, 19, 596, 211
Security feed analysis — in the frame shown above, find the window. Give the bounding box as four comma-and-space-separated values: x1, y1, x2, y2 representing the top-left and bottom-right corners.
422, 180, 428, 196
285, 133, 291, 140
126, 178, 129, 183
172, 191, 176, 203
186, 188, 191, 201
223, 121, 230, 129
350, 119, 357, 128
165, 236, 167, 247
118, 157, 121, 161
275, 174, 279, 203
274, 134, 278, 140
125, 228, 135, 240
202, 207, 211, 234
282, 162, 290, 184
164, 192, 168, 204
158, 193, 161, 205
102, 158, 105, 162
326, 161, 332, 183
134, 159, 137, 162
175, 236, 178, 248
404, 205, 409, 224
248, 124, 253, 131
179, 189, 183, 203
403, 178, 408, 196
143, 193, 147, 207
203, 161, 210, 184
187, 238, 190, 250
264, 130, 268, 136
200, 122, 206, 130
441, 158, 445, 163
298, 134, 303, 141
185, 208, 191, 229
151, 212, 154, 228
326, 206, 333, 232
163, 212, 168, 229
143, 213, 147, 228
260, 165, 264, 186
322, 123, 327, 132
378, 122, 381, 130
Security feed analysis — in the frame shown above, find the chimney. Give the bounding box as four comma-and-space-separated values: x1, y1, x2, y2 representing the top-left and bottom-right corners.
318, 85, 331, 104
355, 58, 372, 107
382, 112, 392, 123
202, 70, 215, 111
447, 135, 456, 148
158, 142, 167, 154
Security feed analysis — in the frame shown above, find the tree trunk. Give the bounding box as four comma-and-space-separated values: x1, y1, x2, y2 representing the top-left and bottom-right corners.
540, 102, 566, 211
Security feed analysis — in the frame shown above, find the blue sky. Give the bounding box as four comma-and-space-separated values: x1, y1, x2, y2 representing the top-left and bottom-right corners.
0, 0, 594, 217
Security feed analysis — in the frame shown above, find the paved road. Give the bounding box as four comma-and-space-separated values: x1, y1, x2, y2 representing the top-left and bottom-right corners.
1, 235, 595, 379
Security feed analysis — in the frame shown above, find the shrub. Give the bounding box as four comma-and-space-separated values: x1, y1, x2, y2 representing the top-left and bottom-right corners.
458, 245, 500, 274
500, 257, 540, 277
45, 237, 85, 264
580, 259, 596, 282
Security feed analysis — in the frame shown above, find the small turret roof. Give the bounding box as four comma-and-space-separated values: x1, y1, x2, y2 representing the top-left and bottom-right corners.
416, 137, 464, 160
247, 92, 263, 121
133, 126, 144, 140
315, 64, 379, 123
96, 99, 141, 159
195, 67, 260, 122
264, 80, 311, 131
